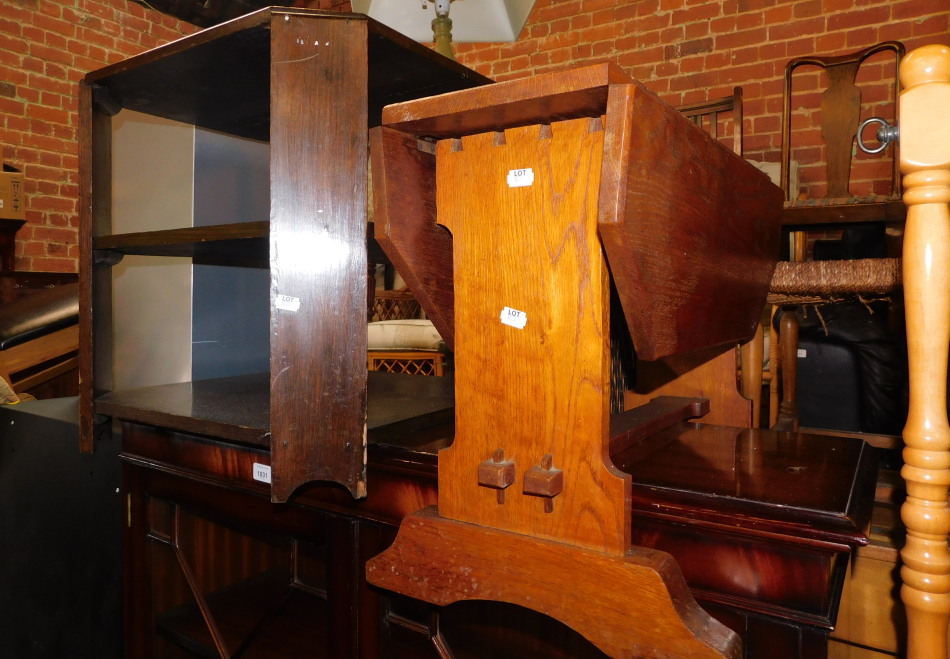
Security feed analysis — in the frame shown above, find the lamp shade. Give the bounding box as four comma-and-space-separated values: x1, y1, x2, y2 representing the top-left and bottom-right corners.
351, 0, 536, 42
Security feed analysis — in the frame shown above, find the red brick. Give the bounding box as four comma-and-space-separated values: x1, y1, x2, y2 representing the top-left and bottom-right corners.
794, 0, 824, 19
913, 13, 949, 37
762, 4, 794, 25
735, 11, 764, 30
684, 19, 710, 38
846, 27, 880, 49
892, 0, 948, 20
534, 0, 583, 23
33, 12, 76, 39
737, 0, 777, 11
28, 256, 77, 273
814, 32, 848, 52
716, 27, 769, 51
827, 6, 890, 30
665, 36, 714, 59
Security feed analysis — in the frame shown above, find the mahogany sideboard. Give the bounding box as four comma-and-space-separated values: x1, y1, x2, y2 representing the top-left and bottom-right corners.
109, 371, 875, 658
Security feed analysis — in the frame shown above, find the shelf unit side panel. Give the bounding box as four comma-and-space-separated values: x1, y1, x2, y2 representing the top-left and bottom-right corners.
269, 16, 370, 502
79, 82, 111, 450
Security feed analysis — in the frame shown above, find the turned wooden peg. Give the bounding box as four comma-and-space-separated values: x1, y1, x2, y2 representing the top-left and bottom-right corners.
523, 454, 564, 513
477, 448, 516, 503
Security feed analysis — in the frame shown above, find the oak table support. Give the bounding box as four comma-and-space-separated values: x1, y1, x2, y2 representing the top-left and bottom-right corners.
369, 63, 782, 658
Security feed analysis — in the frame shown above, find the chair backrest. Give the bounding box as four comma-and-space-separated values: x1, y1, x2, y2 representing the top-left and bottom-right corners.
676, 87, 743, 156
781, 41, 904, 201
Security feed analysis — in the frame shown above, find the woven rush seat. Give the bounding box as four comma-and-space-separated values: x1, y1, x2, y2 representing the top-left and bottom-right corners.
768, 258, 901, 305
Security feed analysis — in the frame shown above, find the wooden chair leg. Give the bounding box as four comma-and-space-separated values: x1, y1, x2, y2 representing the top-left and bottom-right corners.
773, 306, 800, 431
740, 317, 765, 428
768, 305, 781, 428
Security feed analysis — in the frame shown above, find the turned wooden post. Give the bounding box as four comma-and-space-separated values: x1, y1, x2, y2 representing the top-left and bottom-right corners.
899, 43, 950, 659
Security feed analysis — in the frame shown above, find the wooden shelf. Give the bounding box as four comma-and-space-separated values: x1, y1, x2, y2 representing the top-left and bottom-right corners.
96, 371, 455, 449
93, 221, 269, 266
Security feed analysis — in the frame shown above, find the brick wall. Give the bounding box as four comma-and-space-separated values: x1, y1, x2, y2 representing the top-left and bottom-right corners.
453, 0, 949, 199
0, 0, 196, 272
2, 0, 947, 271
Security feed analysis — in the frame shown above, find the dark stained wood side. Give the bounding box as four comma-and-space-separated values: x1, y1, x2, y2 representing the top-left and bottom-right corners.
370, 127, 455, 348
78, 81, 115, 452
268, 17, 368, 502
598, 82, 784, 360
78, 80, 94, 452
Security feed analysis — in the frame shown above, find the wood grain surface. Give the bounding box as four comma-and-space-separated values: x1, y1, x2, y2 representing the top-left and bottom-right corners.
599, 83, 783, 360
268, 17, 369, 502
367, 507, 741, 659
434, 118, 631, 553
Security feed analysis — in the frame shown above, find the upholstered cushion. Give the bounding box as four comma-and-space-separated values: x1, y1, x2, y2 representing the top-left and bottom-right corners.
367, 319, 443, 351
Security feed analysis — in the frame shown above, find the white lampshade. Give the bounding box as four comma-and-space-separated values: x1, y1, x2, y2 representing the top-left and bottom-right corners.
351, 0, 536, 42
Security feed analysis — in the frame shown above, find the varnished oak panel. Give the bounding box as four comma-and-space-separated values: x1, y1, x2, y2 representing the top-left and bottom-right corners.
435, 118, 630, 553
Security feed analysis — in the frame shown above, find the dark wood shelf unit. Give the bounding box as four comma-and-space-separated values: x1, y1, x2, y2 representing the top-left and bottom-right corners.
78, 7, 490, 501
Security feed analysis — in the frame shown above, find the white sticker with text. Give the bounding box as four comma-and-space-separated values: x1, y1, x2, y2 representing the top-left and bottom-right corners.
500, 306, 527, 329
275, 294, 300, 312
507, 168, 534, 187
252, 463, 272, 484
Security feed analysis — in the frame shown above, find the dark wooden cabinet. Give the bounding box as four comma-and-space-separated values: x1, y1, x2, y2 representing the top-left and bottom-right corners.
118, 395, 875, 658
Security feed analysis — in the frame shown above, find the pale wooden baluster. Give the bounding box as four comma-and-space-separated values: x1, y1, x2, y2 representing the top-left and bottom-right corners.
899, 43, 950, 659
